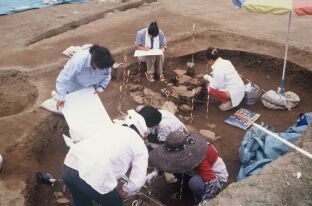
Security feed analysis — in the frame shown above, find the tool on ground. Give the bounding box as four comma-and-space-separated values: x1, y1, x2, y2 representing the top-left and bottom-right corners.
36, 172, 61, 185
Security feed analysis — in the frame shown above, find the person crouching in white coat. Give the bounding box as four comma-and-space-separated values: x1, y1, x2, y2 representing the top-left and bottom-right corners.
62, 111, 148, 206
203, 48, 245, 111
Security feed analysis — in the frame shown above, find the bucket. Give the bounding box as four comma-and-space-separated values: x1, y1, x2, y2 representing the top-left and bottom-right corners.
244, 83, 260, 105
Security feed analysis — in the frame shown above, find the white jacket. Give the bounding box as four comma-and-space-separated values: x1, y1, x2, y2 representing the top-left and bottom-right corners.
210, 58, 245, 107
64, 125, 148, 196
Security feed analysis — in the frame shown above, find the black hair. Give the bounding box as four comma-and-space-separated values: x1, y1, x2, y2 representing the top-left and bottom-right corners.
206, 47, 220, 61
148, 21, 159, 37
138, 106, 162, 128
89, 44, 115, 69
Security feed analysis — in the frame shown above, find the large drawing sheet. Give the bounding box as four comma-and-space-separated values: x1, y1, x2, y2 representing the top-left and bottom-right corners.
134, 49, 163, 57
62, 87, 112, 141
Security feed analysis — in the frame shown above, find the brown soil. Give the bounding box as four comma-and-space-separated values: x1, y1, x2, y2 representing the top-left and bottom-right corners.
21, 49, 312, 206
1, 1, 312, 205
0, 70, 38, 117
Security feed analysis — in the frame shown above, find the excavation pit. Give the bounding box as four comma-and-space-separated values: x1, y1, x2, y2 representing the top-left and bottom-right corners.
0, 70, 38, 117
21, 49, 312, 206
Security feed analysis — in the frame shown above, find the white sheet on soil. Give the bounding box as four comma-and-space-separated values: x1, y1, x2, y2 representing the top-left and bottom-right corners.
134, 49, 163, 57
40, 91, 63, 115
62, 87, 113, 142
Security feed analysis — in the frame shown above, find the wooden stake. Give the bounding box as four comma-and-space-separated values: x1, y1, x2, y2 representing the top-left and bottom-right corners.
123, 70, 130, 102
118, 85, 122, 111
205, 94, 210, 120
190, 89, 195, 123
143, 88, 149, 105
169, 48, 174, 68
179, 173, 184, 200
137, 59, 141, 82
192, 24, 196, 63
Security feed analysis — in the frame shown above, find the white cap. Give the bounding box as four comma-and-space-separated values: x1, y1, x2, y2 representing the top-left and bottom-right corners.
123, 109, 147, 137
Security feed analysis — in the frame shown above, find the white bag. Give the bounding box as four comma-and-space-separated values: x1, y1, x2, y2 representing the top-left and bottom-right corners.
261, 90, 300, 111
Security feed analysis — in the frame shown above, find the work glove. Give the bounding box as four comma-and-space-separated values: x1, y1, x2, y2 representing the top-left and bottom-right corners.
203, 74, 213, 82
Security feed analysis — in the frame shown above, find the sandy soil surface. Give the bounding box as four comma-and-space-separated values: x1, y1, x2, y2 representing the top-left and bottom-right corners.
0, 0, 312, 205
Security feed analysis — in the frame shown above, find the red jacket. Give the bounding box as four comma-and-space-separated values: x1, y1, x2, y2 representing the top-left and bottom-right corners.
196, 144, 218, 181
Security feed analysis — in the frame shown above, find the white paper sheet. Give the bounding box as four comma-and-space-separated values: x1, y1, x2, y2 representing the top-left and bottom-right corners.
62, 87, 113, 141
40, 98, 63, 115
134, 49, 163, 57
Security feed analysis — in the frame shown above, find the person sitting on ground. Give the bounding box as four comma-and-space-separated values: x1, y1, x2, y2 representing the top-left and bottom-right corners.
203, 47, 245, 111
56, 44, 114, 110
149, 131, 228, 205
62, 111, 148, 206
135, 21, 167, 82
137, 105, 187, 146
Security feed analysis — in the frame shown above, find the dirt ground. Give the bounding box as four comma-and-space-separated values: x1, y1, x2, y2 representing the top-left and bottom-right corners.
0, 0, 312, 206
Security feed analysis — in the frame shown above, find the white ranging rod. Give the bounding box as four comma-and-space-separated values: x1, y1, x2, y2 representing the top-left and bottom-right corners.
251, 122, 312, 160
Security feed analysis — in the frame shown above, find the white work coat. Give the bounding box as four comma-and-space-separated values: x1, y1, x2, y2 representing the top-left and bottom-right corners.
64, 125, 148, 196
210, 58, 245, 107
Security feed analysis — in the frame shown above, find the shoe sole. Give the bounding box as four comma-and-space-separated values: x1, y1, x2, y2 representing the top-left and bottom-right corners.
219, 106, 233, 111
145, 72, 155, 82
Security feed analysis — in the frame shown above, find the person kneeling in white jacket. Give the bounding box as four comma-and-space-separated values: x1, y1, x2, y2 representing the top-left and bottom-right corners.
204, 48, 245, 111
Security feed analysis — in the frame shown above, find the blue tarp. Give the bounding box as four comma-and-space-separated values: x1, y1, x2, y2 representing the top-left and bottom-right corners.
237, 112, 312, 181
0, 0, 88, 15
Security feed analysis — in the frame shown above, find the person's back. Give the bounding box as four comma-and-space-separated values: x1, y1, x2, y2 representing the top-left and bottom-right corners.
205, 48, 245, 110
63, 124, 148, 206
157, 110, 187, 142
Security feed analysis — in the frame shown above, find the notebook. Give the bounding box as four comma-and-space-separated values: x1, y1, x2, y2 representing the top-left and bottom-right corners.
225, 108, 260, 130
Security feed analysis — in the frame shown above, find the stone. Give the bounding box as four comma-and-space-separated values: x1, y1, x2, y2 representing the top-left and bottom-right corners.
143, 88, 166, 108
132, 96, 144, 104
53, 192, 64, 199
104, 12, 114, 18
161, 101, 178, 114
173, 68, 187, 76
144, 88, 162, 98
176, 75, 192, 84
199, 129, 221, 142
206, 123, 216, 129
179, 104, 192, 113
196, 74, 204, 79
112, 62, 124, 69
183, 117, 192, 122
186, 124, 196, 132
189, 78, 199, 85
172, 86, 201, 99
130, 92, 144, 104
135, 105, 144, 112
56, 197, 70, 204
127, 83, 143, 92
172, 85, 187, 93
186, 62, 195, 69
